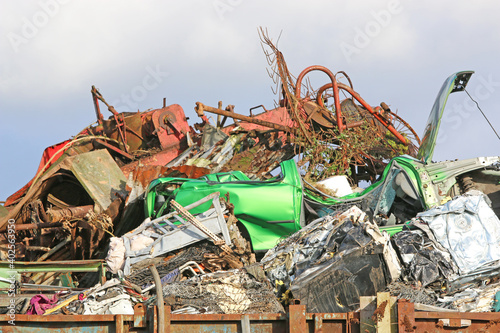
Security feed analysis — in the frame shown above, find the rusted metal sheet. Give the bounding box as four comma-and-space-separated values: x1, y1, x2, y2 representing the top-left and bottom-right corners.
150, 306, 355, 333
69, 149, 128, 212
119, 149, 207, 178
397, 299, 500, 332
5, 300, 500, 332
0, 302, 357, 332
175, 308, 354, 332
133, 303, 147, 328
170, 165, 210, 179
289, 304, 307, 333
122, 164, 210, 190
0, 314, 135, 332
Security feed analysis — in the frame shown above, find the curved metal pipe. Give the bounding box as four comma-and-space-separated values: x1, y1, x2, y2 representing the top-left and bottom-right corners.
149, 265, 165, 332
295, 66, 344, 131
315, 82, 408, 145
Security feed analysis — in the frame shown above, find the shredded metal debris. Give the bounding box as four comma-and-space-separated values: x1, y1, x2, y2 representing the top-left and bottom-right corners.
2, 36, 500, 332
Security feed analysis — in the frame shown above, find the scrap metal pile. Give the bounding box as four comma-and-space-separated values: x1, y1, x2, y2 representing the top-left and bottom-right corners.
3, 35, 500, 320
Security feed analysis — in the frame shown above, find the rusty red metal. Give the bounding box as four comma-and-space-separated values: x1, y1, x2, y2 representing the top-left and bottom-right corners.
120, 149, 184, 177
122, 164, 210, 191
295, 65, 344, 132
123, 165, 172, 189
152, 105, 190, 150
92, 85, 131, 152
2, 300, 499, 332
397, 299, 500, 332
295, 65, 409, 146
133, 303, 147, 328
170, 165, 210, 179
0, 304, 355, 332
221, 106, 294, 135
9, 222, 63, 231
46, 205, 94, 222
195, 102, 296, 134
289, 304, 307, 333
92, 85, 191, 161
93, 138, 135, 160
316, 80, 409, 145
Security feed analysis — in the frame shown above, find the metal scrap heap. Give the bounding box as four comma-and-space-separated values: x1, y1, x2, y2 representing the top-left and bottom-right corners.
2, 35, 500, 332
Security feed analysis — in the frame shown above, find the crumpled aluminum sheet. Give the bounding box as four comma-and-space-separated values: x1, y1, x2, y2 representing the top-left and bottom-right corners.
391, 230, 457, 286
418, 190, 500, 274
261, 206, 401, 313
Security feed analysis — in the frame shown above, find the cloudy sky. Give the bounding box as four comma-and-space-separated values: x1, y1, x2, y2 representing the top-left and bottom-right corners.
1, 1, 500, 201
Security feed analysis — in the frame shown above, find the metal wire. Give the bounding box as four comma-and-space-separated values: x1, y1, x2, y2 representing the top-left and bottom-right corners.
465, 88, 500, 141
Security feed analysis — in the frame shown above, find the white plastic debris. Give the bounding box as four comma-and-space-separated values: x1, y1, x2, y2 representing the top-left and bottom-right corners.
106, 237, 126, 274
83, 294, 131, 315
129, 234, 154, 252
317, 175, 353, 197
106, 298, 135, 315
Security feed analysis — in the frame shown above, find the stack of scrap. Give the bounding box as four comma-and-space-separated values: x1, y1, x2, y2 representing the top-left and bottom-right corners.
0, 38, 419, 277
5, 42, 500, 319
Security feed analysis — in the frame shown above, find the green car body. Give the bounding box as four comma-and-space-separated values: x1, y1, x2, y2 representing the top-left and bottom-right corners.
145, 159, 304, 251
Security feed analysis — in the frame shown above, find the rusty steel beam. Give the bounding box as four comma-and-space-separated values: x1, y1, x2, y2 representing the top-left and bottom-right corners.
0, 314, 135, 332
195, 102, 296, 134
36, 237, 70, 262
46, 205, 94, 223
6, 222, 63, 231
397, 299, 500, 332
93, 138, 135, 160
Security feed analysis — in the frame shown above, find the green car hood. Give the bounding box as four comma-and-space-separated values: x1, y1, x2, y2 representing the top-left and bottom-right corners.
417, 71, 474, 163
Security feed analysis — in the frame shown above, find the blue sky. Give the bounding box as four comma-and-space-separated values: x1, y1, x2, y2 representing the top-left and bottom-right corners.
2, 1, 500, 201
